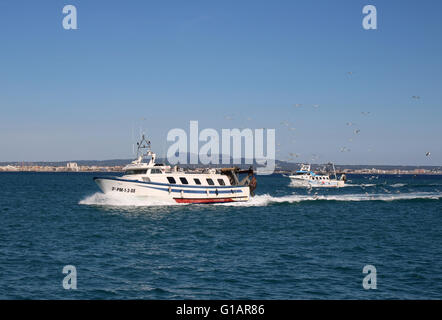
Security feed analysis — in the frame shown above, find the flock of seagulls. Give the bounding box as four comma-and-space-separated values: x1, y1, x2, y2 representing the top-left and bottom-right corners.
221, 76, 431, 162
280, 101, 368, 160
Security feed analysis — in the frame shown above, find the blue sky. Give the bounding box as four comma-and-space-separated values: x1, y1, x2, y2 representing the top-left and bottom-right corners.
0, 0, 441, 165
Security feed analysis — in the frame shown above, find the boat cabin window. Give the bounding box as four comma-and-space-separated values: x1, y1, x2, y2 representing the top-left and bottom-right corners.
151, 168, 162, 174
125, 169, 147, 175
167, 177, 176, 184
217, 179, 225, 186
194, 178, 201, 185
179, 177, 189, 185
206, 178, 215, 186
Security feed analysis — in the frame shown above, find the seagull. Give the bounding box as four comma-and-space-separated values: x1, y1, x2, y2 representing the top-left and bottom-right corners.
426, 152, 431, 157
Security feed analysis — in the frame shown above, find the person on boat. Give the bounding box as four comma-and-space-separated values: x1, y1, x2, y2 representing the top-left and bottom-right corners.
249, 176, 257, 196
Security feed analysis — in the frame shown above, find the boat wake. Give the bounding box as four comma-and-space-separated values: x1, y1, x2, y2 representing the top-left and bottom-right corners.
217, 191, 442, 206
79, 192, 181, 207
80, 190, 442, 208
289, 181, 377, 188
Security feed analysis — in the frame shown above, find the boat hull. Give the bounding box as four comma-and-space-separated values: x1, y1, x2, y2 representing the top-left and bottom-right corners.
289, 176, 345, 188
93, 177, 250, 204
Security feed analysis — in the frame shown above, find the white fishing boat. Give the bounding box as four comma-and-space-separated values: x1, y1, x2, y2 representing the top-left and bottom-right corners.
288, 164, 346, 188
93, 135, 257, 204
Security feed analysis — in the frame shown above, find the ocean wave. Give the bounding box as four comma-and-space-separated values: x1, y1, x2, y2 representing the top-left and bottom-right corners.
343, 183, 377, 188
79, 192, 181, 207
218, 192, 442, 206
391, 183, 406, 188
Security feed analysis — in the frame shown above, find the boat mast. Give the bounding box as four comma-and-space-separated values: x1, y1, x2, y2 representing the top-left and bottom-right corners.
132, 134, 155, 165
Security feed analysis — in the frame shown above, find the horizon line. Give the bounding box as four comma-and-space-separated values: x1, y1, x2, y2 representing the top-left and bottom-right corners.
1, 158, 441, 168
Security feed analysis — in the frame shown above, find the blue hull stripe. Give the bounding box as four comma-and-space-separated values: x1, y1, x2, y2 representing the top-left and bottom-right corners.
93, 176, 247, 190
141, 184, 243, 194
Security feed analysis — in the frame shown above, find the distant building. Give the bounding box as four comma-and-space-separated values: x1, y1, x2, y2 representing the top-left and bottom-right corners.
66, 162, 79, 172
0, 165, 19, 171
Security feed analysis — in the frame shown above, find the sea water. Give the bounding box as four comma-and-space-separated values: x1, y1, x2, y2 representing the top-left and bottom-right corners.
1, 172, 441, 299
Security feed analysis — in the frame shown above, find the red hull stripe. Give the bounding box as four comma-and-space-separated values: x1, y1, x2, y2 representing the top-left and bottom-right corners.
174, 198, 235, 204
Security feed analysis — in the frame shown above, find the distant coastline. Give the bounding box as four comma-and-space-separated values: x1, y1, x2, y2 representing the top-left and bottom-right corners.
1, 159, 441, 175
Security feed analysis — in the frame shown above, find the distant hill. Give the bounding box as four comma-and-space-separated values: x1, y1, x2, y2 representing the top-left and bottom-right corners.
1, 155, 441, 172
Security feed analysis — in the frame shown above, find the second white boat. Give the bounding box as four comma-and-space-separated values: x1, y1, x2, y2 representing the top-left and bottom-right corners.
288, 164, 346, 188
